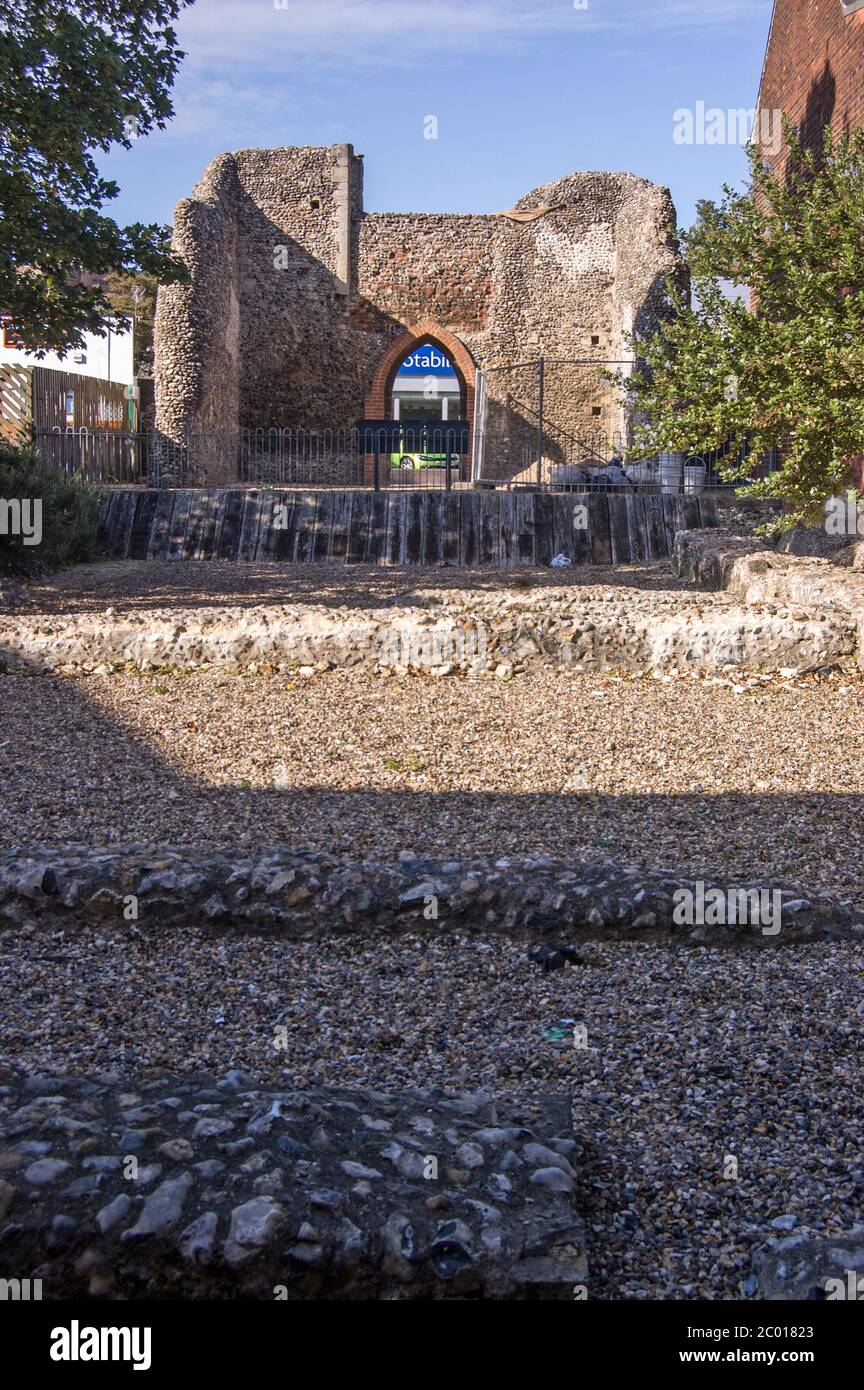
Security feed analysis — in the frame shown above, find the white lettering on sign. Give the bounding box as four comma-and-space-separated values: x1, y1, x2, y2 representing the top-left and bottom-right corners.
400, 347, 454, 374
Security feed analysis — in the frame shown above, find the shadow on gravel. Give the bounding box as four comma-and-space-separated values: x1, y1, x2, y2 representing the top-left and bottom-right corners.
0, 644, 861, 906
19, 558, 695, 616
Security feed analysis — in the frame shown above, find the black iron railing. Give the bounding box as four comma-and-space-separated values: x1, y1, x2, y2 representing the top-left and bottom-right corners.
30, 425, 775, 495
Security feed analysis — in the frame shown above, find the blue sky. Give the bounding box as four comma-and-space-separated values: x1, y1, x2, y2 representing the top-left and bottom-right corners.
101, 0, 776, 234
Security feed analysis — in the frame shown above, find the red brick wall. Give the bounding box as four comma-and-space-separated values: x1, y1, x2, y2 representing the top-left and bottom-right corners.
758, 0, 864, 168
758, 1, 864, 486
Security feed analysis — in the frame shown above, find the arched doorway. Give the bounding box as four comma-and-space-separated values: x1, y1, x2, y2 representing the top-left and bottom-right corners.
363, 323, 476, 484
390, 341, 463, 425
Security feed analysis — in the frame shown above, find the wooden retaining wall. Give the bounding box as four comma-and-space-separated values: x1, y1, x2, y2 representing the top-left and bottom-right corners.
100, 489, 719, 567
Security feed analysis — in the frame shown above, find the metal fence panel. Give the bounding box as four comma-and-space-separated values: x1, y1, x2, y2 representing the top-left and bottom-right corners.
28, 424, 776, 495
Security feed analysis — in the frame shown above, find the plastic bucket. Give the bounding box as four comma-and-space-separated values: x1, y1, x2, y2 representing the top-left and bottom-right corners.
658, 452, 684, 494
684, 462, 706, 495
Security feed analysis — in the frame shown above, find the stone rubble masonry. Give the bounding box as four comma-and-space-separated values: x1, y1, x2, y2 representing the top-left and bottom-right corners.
672, 528, 864, 668
0, 1068, 586, 1299
0, 847, 861, 943
756, 1228, 864, 1302
0, 585, 853, 675
154, 143, 683, 480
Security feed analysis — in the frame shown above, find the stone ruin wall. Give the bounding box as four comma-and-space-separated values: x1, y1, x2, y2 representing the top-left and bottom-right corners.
155, 143, 682, 483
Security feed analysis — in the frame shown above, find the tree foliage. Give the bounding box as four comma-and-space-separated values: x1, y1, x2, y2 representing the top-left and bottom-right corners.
615, 121, 864, 527
104, 270, 158, 375
0, 0, 191, 353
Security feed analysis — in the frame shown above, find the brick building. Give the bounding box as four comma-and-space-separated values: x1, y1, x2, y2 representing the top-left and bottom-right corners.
757, 0, 864, 487
757, 0, 864, 169
154, 144, 682, 484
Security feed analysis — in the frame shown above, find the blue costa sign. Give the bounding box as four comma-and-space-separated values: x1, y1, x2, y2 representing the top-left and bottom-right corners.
396, 343, 456, 377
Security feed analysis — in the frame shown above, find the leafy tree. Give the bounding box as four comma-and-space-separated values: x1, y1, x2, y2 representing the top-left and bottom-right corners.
615, 121, 864, 528
0, 0, 191, 354
104, 270, 158, 375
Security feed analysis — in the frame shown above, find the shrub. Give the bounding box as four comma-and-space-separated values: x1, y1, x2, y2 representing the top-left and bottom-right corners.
0, 439, 105, 578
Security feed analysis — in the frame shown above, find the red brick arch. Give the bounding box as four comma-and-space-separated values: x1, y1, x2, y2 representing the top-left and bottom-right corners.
364, 321, 476, 423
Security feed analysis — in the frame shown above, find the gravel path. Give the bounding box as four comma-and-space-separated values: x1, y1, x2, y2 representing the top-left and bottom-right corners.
1, 927, 861, 1299
1, 666, 863, 905
3, 557, 864, 1300
18, 559, 689, 614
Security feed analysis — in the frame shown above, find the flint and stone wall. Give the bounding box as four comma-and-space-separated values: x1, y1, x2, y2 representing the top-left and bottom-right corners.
155, 144, 682, 483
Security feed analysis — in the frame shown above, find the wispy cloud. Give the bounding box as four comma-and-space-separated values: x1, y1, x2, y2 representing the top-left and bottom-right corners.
154, 77, 301, 144
131, 0, 772, 157
176, 0, 769, 70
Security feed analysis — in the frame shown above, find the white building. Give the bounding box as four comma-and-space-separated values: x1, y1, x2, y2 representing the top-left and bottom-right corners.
0, 320, 134, 386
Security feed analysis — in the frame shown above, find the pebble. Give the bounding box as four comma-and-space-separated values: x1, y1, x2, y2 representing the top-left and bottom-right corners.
530, 1167, 575, 1194
340, 1161, 382, 1181
24, 1158, 70, 1185
122, 1173, 193, 1240
96, 1193, 131, 1233
0, 1180, 14, 1221
224, 1197, 287, 1267
178, 1210, 219, 1263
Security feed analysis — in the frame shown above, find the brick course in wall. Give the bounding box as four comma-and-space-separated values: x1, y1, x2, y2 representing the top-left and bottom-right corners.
155, 144, 682, 484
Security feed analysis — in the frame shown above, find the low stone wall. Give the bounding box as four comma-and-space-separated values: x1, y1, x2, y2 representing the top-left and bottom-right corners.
1, 847, 860, 944
0, 1068, 584, 1298
756, 1230, 864, 1302
1, 587, 852, 675
672, 529, 864, 668
98, 488, 719, 569
672, 529, 772, 590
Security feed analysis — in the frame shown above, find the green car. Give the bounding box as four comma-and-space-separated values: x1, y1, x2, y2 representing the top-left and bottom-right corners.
390, 451, 460, 470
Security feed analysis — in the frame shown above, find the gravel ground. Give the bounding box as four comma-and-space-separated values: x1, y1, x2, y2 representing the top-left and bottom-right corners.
18, 558, 692, 614
4, 557, 864, 1300
1, 927, 861, 1300
1, 665, 863, 904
